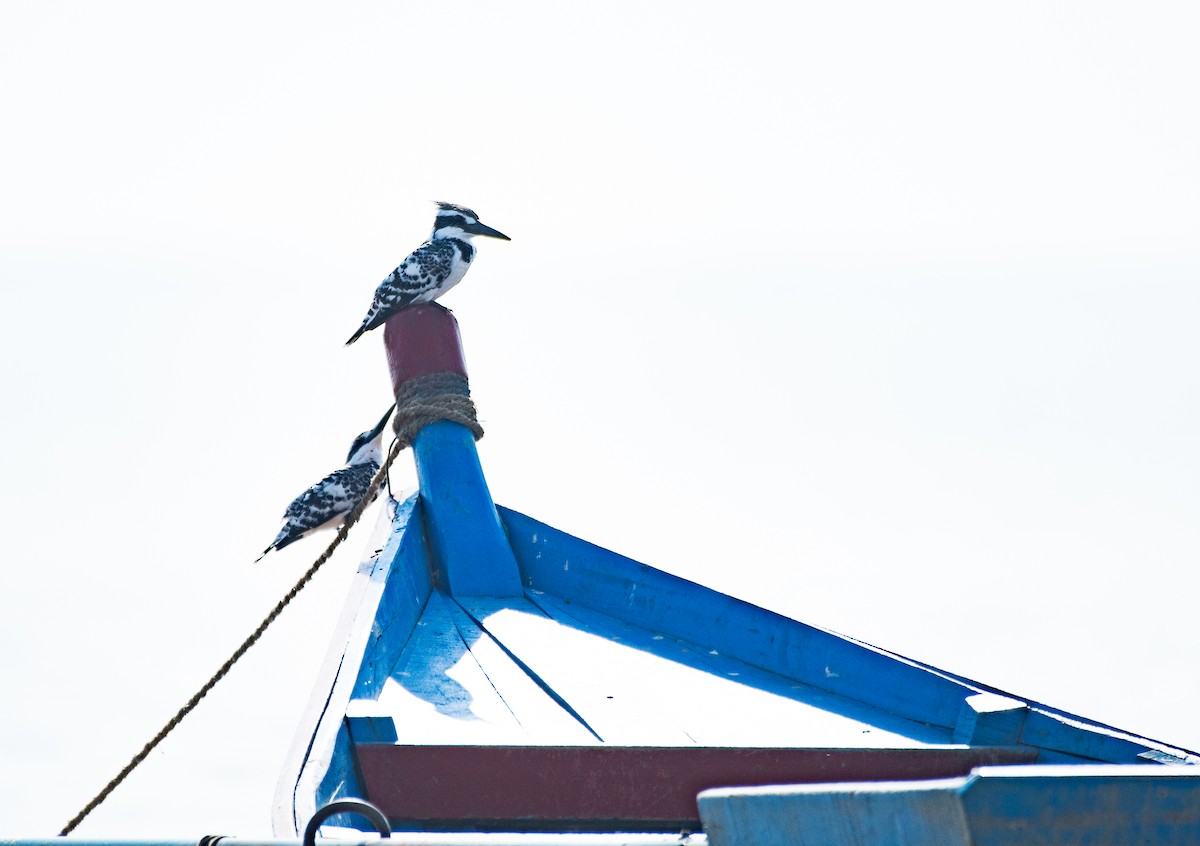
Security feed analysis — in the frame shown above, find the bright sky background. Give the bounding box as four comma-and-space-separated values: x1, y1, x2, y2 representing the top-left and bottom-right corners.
2, 0, 1198, 837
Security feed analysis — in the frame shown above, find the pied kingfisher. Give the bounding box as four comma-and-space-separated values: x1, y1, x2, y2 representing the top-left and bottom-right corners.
345, 202, 510, 345
255, 405, 396, 562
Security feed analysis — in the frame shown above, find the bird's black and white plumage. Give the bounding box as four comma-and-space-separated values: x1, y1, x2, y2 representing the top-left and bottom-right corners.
345, 202, 510, 345
255, 405, 396, 562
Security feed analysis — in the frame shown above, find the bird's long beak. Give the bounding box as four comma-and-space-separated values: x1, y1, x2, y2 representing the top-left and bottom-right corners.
466, 221, 511, 240
371, 404, 397, 438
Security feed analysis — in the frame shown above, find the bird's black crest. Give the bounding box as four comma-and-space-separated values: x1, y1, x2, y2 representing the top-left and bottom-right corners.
435, 201, 479, 219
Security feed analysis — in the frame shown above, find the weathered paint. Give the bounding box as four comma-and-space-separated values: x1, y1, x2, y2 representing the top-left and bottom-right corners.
1017, 709, 1180, 764
699, 778, 973, 846
273, 495, 431, 836
343, 586, 971, 752
355, 745, 1036, 832
498, 506, 1198, 767
349, 499, 435, 700
499, 507, 979, 728
346, 593, 599, 747
461, 597, 951, 748
698, 765, 1200, 846
961, 765, 1200, 845
412, 422, 523, 597
382, 304, 469, 385
952, 693, 1028, 746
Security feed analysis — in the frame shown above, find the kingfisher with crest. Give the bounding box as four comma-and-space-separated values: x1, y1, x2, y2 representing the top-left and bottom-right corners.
345, 202, 510, 345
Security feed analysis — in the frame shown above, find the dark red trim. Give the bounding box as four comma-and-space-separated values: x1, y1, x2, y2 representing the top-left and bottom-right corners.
356, 744, 1037, 830
384, 305, 468, 389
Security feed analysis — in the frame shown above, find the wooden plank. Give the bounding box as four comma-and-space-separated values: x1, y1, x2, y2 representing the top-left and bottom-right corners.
700, 766, 1200, 846
1018, 709, 1181, 764
499, 507, 978, 729
699, 779, 972, 846
960, 765, 1200, 845
355, 745, 1037, 831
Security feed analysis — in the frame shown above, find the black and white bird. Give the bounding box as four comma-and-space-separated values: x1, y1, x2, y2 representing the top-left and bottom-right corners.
345, 202, 510, 345
255, 405, 396, 562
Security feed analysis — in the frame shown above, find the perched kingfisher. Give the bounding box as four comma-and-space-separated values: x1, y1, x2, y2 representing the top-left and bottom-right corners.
255, 405, 396, 562
345, 202, 510, 345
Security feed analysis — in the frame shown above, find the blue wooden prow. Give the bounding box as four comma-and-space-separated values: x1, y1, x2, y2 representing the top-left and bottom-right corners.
383, 305, 522, 597
270, 301, 1199, 839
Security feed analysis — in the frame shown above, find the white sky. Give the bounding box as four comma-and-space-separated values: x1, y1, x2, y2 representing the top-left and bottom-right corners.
2, 0, 1198, 837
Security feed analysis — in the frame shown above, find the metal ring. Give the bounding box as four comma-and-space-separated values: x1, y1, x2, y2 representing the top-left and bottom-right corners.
302, 798, 391, 846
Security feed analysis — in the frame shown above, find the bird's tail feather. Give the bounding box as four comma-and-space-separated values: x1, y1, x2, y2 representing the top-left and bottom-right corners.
254, 525, 296, 564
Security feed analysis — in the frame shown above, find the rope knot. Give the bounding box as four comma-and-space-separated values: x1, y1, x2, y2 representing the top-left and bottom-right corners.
393, 371, 483, 448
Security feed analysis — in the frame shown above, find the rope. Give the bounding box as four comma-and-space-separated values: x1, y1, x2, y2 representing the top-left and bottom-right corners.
59, 439, 404, 836
392, 372, 483, 448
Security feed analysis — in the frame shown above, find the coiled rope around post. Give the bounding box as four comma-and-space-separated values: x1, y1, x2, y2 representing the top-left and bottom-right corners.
59, 439, 404, 836
392, 371, 483, 448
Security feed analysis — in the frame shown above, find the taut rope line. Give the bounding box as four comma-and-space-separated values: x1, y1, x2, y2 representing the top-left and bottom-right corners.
59, 439, 404, 836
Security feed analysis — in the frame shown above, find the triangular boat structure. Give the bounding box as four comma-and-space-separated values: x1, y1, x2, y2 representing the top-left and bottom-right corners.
275, 306, 1199, 844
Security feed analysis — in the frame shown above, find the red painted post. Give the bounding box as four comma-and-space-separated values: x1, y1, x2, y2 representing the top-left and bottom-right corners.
382, 304, 468, 389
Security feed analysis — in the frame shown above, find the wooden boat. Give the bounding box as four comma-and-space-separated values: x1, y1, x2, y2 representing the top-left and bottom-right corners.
273, 306, 1200, 844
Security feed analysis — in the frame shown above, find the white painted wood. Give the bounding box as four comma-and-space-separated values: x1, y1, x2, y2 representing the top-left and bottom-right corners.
960, 693, 1025, 713
464, 598, 703, 744
698, 780, 971, 846
366, 592, 527, 743
442, 600, 603, 745
953, 693, 1028, 745
349, 594, 598, 745
461, 597, 940, 748
536, 595, 956, 747
272, 497, 419, 836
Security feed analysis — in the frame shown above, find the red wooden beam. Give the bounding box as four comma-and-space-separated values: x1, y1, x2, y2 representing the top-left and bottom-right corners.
356, 744, 1038, 831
